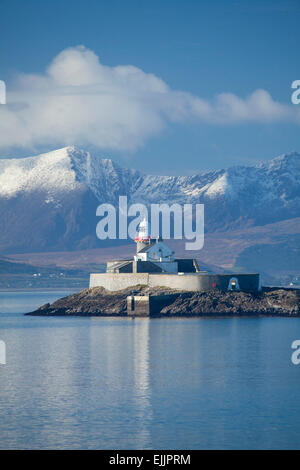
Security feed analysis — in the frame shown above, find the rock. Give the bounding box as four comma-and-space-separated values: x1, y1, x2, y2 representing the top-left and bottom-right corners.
25, 285, 300, 317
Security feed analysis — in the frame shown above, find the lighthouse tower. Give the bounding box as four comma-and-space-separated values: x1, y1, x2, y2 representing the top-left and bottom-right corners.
134, 218, 152, 253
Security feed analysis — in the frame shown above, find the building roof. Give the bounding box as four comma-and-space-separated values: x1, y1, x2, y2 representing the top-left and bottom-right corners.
137, 243, 156, 253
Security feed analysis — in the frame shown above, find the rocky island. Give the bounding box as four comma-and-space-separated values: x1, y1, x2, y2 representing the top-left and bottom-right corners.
26, 285, 300, 317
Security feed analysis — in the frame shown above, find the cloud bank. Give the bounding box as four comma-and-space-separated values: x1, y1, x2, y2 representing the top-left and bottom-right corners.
0, 45, 299, 152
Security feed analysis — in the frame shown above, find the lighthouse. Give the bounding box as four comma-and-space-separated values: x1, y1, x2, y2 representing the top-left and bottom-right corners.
90, 215, 260, 292
133, 218, 176, 269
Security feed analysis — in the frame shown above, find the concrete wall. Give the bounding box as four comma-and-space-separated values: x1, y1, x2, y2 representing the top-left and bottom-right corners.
90, 272, 261, 292
127, 293, 182, 316
90, 273, 149, 290
127, 295, 150, 316
148, 274, 202, 290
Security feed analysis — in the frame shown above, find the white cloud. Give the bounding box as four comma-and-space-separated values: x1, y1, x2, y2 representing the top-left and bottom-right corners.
0, 45, 299, 152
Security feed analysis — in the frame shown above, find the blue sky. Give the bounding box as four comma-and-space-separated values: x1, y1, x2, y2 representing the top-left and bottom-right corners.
1, 0, 300, 173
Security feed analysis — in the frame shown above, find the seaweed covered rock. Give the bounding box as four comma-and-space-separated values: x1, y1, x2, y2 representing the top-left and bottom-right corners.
26, 285, 300, 317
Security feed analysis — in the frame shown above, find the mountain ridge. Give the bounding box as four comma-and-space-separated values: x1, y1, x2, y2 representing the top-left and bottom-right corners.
1, 145, 299, 200
0, 146, 299, 255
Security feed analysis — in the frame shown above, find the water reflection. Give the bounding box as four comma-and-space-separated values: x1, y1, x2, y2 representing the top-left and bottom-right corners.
1, 294, 300, 449
132, 319, 152, 449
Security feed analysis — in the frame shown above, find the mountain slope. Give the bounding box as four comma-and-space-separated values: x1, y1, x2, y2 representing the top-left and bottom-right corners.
0, 146, 299, 253
0, 147, 140, 252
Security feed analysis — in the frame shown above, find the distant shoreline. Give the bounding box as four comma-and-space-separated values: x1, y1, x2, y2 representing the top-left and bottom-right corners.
0, 287, 86, 293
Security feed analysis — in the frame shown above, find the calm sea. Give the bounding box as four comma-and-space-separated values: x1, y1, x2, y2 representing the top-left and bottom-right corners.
0, 290, 300, 450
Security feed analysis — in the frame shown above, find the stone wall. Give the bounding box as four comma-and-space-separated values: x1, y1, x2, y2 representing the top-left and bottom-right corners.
89, 273, 149, 290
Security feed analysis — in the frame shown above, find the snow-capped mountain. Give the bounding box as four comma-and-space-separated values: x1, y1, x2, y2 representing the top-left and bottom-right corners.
0, 147, 140, 202
0, 146, 299, 253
